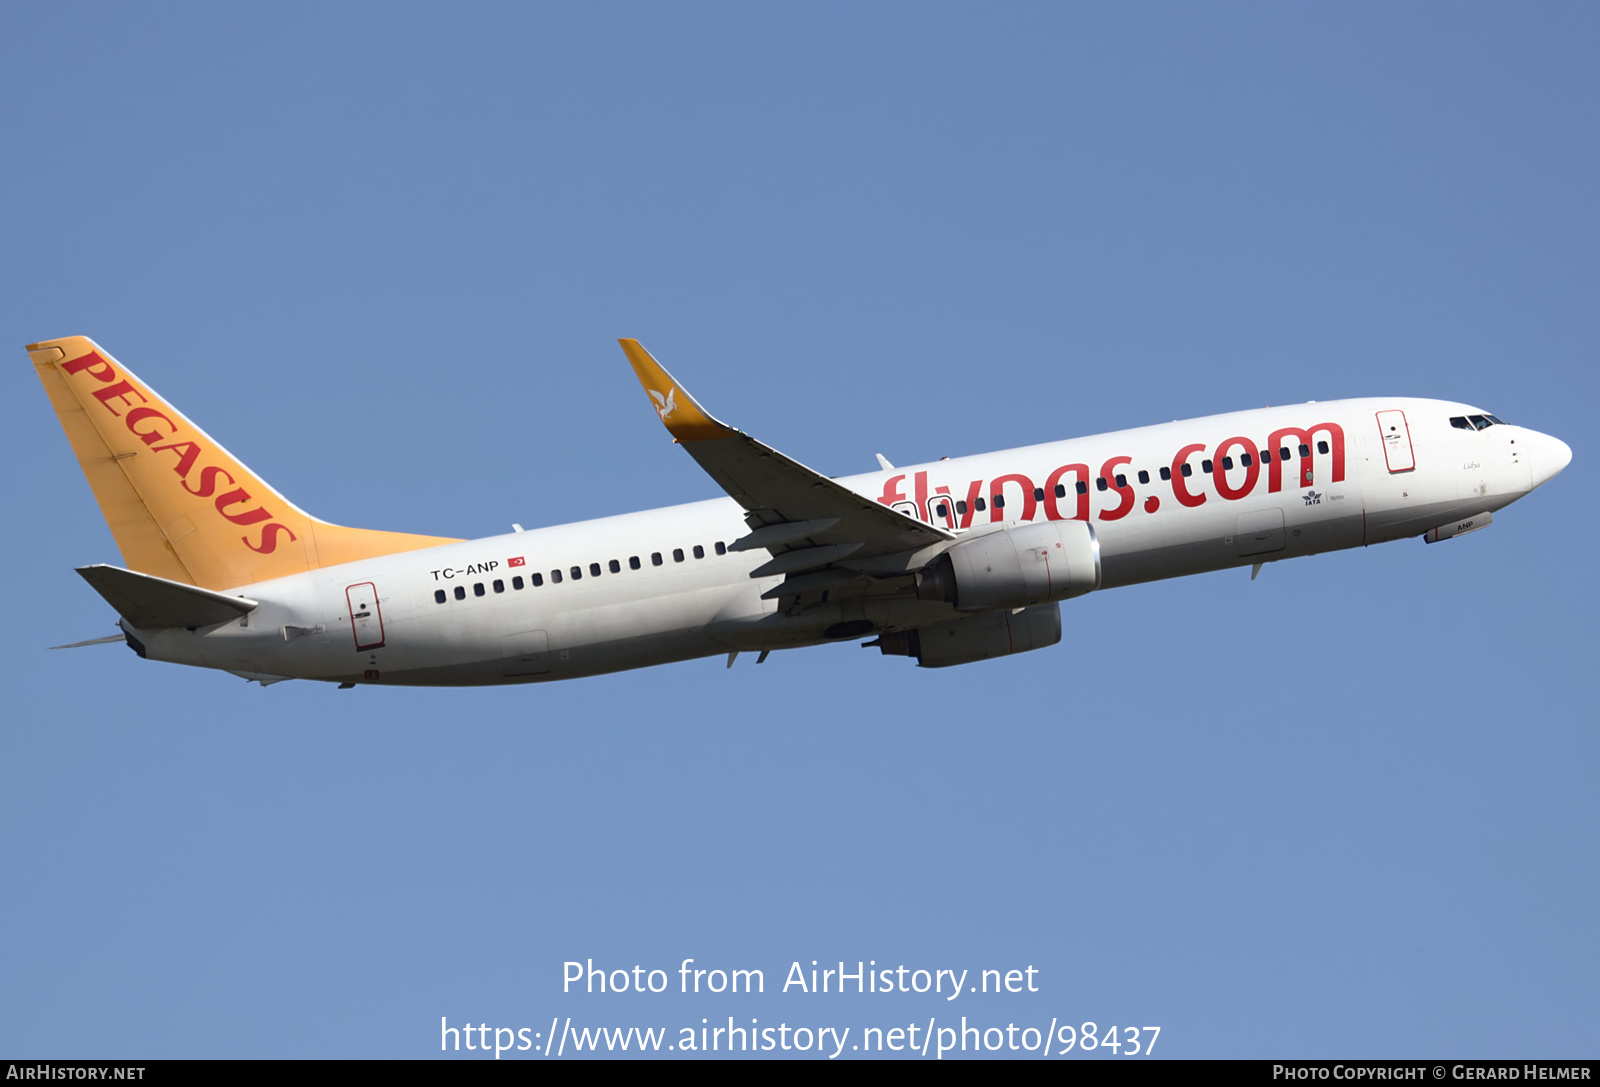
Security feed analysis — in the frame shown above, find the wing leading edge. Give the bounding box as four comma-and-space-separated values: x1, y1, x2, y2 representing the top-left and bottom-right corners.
618, 340, 952, 583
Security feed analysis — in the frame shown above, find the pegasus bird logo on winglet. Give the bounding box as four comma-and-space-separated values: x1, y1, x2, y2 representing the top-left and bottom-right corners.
649, 386, 678, 421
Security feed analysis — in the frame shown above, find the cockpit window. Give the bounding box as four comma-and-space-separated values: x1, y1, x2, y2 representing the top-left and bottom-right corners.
1451, 414, 1506, 431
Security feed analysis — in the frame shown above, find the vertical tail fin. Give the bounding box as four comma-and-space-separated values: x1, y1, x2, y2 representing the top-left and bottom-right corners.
30, 336, 460, 590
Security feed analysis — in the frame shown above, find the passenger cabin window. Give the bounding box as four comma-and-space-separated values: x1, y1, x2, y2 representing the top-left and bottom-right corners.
673, 548, 685, 563
1240, 453, 1253, 468
974, 497, 987, 511
955, 500, 967, 515
1180, 463, 1192, 477
532, 572, 544, 586
1055, 483, 1067, 498
589, 562, 601, 577
473, 583, 485, 597
1202, 460, 1214, 473
1095, 477, 1108, 492
992, 495, 1004, 509
693, 544, 705, 559
551, 569, 563, 583
434, 589, 447, 604
651, 552, 663, 566
629, 556, 641, 570
512, 576, 524, 590
1221, 457, 1233, 470
454, 586, 466, 600
1075, 480, 1089, 495
609, 559, 621, 573
1298, 444, 1310, 458
1279, 446, 1291, 460
571, 566, 583, 580
1317, 440, 1329, 455
1137, 470, 1150, 484
1114, 474, 1126, 487
493, 579, 504, 593
1033, 487, 1045, 502
935, 502, 950, 518
1261, 448, 1272, 462
1159, 466, 1172, 481
715, 542, 727, 555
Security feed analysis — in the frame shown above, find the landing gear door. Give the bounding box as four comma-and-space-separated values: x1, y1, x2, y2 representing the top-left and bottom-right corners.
1376, 410, 1415, 473
345, 582, 385, 650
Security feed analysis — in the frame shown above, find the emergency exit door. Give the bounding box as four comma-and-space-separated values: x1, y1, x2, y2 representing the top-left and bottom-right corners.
345, 582, 385, 650
1376, 410, 1415, 473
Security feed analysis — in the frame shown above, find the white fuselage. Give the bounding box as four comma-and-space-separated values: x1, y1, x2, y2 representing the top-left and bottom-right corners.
126, 397, 1569, 685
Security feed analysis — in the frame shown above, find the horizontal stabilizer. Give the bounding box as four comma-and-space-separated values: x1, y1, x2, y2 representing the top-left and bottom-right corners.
50, 633, 127, 649
76, 564, 258, 630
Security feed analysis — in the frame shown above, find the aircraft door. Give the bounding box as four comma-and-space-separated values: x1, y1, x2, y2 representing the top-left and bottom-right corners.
345, 582, 385, 650
926, 492, 958, 530
1376, 410, 1415, 473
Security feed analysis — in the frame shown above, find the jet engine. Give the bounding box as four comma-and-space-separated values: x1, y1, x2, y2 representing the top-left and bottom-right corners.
867, 603, 1061, 668
913, 520, 1101, 612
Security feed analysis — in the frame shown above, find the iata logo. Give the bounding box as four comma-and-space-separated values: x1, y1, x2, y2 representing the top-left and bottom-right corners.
648, 386, 678, 421
1303, 490, 1322, 506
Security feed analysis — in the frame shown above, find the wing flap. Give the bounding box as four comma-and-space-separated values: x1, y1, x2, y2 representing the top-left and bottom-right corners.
759, 568, 862, 600
747, 542, 864, 578
728, 518, 841, 552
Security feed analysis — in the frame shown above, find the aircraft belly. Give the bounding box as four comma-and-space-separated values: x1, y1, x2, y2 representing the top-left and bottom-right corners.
1099, 503, 1369, 587
313, 580, 737, 686
323, 626, 725, 687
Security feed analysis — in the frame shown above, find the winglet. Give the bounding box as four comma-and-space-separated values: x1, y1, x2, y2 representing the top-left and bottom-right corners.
618, 339, 734, 442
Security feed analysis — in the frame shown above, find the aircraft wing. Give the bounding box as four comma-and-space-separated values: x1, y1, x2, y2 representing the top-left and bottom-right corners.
619, 340, 952, 576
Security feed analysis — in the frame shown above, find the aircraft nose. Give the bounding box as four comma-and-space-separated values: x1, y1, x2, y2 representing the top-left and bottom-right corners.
1527, 430, 1572, 489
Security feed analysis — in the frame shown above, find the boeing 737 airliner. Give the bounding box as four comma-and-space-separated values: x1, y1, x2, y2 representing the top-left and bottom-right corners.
32, 336, 1570, 686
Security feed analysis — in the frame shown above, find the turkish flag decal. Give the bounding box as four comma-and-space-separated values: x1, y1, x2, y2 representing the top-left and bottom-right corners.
508, 556, 526, 567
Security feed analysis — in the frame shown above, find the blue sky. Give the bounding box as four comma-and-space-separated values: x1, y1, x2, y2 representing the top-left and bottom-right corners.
2, 2, 1595, 1059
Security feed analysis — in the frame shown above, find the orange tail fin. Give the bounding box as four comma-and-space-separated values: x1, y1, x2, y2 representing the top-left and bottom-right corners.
30, 336, 460, 590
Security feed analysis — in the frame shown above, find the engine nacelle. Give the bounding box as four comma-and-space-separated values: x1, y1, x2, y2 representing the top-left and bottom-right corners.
914, 520, 1101, 612
868, 603, 1061, 668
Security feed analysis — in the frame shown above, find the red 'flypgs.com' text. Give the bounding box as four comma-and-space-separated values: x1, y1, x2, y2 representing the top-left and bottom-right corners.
876, 422, 1344, 527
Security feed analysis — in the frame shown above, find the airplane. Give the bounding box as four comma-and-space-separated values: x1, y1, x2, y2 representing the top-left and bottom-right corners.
30, 335, 1571, 687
